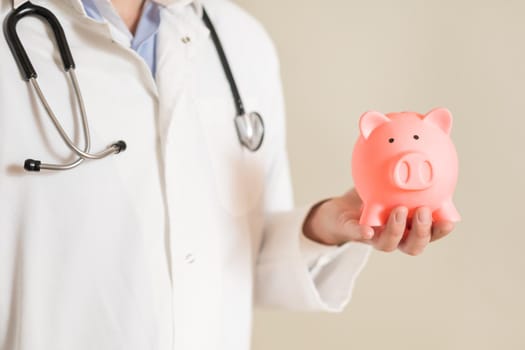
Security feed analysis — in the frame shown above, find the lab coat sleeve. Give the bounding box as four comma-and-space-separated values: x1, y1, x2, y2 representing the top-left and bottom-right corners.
255, 151, 371, 312
254, 48, 372, 312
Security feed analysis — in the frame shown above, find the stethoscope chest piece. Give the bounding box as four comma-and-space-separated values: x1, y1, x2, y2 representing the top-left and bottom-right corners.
235, 112, 264, 152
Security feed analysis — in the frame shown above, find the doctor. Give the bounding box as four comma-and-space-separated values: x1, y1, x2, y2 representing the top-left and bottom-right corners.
0, 0, 455, 349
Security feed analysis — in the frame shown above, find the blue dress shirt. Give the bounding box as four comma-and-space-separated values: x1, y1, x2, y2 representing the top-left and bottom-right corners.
81, 0, 160, 77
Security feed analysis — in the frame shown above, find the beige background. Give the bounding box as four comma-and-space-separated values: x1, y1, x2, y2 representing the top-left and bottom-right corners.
232, 0, 525, 349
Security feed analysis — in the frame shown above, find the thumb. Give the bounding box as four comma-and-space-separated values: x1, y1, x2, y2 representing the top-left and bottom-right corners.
303, 197, 374, 245
337, 213, 375, 242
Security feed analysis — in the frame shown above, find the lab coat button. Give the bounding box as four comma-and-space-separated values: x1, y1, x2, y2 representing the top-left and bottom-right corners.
181, 36, 191, 44
185, 253, 195, 264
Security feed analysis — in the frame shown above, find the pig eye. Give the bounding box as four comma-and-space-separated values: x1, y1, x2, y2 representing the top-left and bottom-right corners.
413, 135, 420, 140
388, 138, 394, 143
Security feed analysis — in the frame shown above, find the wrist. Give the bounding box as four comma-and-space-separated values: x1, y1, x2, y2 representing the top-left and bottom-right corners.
302, 198, 335, 245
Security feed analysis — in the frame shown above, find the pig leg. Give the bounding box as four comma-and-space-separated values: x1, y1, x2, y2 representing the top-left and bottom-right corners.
433, 199, 461, 222
359, 202, 385, 227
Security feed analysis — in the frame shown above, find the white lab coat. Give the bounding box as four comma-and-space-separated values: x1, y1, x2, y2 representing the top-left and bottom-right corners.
0, 0, 371, 349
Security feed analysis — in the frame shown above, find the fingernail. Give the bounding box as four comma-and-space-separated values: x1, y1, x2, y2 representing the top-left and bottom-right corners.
418, 210, 430, 224
362, 227, 374, 239
395, 208, 407, 223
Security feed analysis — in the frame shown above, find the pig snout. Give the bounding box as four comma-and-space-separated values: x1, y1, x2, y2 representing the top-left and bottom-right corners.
392, 152, 434, 190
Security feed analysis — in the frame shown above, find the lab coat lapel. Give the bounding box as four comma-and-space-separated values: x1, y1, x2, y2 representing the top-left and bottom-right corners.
155, 5, 209, 149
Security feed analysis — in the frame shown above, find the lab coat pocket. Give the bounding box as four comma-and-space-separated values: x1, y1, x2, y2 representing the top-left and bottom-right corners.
197, 97, 266, 216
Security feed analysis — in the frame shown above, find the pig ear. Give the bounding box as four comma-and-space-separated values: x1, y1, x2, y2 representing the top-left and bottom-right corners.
359, 111, 390, 139
423, 108, 453, 134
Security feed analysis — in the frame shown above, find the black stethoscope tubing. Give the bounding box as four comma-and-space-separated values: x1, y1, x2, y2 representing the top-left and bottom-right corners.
4, 1, 75, 80
202, 8, 245, 117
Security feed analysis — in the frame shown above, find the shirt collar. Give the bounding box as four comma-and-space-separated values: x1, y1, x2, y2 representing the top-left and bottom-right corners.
18, 0, 202, 18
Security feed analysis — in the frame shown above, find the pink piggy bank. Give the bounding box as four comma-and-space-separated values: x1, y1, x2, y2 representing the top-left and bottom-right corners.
351, 108, 461, 227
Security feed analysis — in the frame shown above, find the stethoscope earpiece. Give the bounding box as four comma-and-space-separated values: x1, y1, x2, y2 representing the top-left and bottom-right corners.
113, 140, 127, 154
24, 159, 41, 172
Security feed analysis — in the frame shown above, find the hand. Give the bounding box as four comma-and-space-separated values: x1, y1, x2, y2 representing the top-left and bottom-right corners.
302, 188, 455, 256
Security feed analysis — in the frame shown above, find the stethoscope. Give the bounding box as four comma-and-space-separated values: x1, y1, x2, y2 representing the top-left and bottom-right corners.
4, 0, 265, 172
